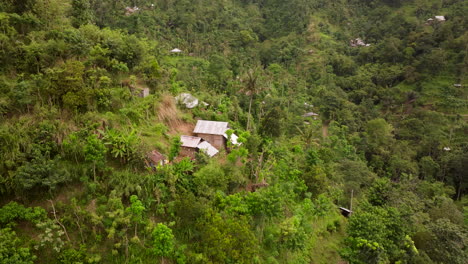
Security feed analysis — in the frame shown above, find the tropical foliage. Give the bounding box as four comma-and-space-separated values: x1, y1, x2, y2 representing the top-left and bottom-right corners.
0, 0, 466, 263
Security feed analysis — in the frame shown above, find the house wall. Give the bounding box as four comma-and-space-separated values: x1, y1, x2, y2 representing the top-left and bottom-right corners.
180, 147, 197, 159
196, 133, 225, 149
141, 88, 150, 98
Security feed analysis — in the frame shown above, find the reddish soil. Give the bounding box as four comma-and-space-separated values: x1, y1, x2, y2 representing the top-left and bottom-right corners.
157, 94, 195, 136
170, 121, 194, 136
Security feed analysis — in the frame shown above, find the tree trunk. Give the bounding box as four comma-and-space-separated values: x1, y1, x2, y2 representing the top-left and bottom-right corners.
255, 152, 264, 182
457, 178, 462, 201
49, 200, 71, 242
125, 233, 129, 260
93, 162, 96, 182
74, 211, 85, 244
247, 95, 253, 130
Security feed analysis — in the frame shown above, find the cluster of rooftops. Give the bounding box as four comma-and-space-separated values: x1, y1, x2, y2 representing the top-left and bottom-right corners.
350, 15, 446, 48
146, 120, 240, 168
427, 15, 446, 23
180, 120, 240, 158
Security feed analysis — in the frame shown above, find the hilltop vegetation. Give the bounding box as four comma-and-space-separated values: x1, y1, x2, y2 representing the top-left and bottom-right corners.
0, 0, 467, 263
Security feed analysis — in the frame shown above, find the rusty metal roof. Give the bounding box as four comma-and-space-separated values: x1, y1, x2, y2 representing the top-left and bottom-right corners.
180, 135, 202, 148
148, 150, 165, 163
193, 120, 228, 135
197, 141, 219, 157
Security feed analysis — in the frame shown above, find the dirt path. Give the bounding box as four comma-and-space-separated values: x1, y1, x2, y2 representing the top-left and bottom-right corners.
322, 120, 330, 138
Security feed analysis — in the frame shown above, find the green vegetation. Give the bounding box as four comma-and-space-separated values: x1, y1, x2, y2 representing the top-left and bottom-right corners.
0, 0, 466, 263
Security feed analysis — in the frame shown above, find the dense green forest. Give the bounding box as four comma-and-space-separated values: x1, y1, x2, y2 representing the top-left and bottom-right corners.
0, 0, 467, 263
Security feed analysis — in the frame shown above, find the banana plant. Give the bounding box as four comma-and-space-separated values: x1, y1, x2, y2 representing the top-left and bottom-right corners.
102, 128, 140, 164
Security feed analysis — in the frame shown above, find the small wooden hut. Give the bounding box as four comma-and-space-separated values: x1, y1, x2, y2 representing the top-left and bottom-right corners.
146, 150, 166, 169
193, 120, 229, 149
180, 135, 202, 159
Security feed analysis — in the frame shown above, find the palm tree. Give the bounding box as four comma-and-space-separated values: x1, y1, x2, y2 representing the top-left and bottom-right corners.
242, 66, 269, 131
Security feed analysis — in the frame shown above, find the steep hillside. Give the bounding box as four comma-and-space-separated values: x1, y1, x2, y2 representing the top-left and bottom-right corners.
0, 0, 466, 263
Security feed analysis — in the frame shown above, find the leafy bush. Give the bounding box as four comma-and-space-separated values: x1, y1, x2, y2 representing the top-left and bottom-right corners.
0, 202, 47, 225
0, 228, 36, 264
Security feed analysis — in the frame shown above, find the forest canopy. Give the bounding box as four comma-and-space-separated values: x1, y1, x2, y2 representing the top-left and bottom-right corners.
0, 0, 467, 263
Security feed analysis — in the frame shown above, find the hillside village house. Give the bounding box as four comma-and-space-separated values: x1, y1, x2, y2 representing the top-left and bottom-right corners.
302, 112, 319, 120
178, 120, 240, 159
146, 150, 167, 169
180, 135, 202, 159
426, 15, 446, 25
196, 141, 219, 157
193, 120, 241, 149
193, 120, 230, 149
180, 135, 219, 158
170, 48, 182, 53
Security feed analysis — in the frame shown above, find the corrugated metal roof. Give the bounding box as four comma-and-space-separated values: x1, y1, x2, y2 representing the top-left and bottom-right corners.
197, 141, 219, 157
302, 112, 319, 117
223, 133, 241, 146
175, 93, 199, 108
339, 207, 352, 213
180, 135, 202, 148
193, 120, 228, 135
